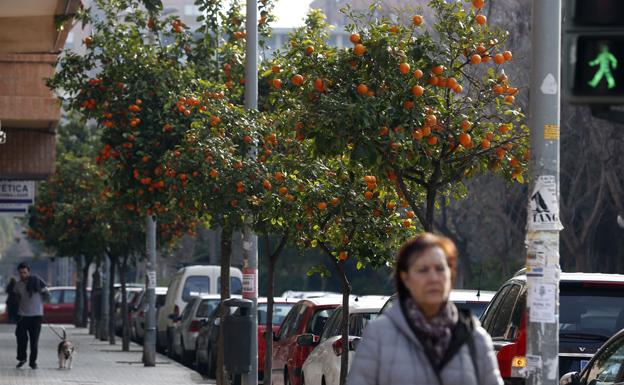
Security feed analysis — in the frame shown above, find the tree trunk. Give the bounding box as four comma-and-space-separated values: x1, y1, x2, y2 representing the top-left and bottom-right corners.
424, 186, 437, 232
263, 234, 288, 385
109, 255, 117, 345
91, 262, 101, 336
74, 256, 85, 327
100, 255, 110, 341
121, 254, 131, 352
217, 227, 233, 385
81, 258, 91, 327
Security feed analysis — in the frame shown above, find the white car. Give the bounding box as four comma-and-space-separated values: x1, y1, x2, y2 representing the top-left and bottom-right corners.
301, 297, 386, 385
171, 294, 221, 365
156, 265, 242, 353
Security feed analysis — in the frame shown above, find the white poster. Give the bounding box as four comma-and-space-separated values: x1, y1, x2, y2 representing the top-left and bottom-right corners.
147, 271, 157, 289
528, 282, 556, 323
529, 176, 563, 231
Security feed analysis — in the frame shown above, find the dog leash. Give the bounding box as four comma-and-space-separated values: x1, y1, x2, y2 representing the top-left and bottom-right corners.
47, 324, 65, 341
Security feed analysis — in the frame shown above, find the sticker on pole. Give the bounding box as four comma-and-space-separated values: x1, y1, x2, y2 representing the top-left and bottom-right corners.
242, 267, 257, 299
540, 73, 558, 94
147, 271, 156, 289
528, 282, 556, 323
529, 175, 563, 231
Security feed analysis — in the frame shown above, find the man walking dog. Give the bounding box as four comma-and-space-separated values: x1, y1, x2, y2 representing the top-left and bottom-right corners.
14, 262, 48, 369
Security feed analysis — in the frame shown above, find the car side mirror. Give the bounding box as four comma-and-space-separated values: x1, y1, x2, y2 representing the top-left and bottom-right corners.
351, 337, 362, 351
296, 334, 318, 347
560, 372, 581, 385
213, 318, 220, 327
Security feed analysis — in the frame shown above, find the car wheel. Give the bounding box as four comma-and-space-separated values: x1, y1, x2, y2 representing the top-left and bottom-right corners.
321, 376, 326, 385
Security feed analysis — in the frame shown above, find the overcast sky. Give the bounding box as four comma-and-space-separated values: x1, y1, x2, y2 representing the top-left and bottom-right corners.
272, 0, 314, 28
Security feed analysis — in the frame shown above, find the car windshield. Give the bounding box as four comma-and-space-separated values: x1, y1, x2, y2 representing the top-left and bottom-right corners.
455, 302, 489, 318
257, 303, 295, 325
182, 276, 210, 302
560, 286, 624, 340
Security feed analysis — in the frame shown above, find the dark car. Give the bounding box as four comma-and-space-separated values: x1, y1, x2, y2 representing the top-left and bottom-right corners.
195, 300, 238, 377
479, 271, 624, 385
560, 327, 624, 385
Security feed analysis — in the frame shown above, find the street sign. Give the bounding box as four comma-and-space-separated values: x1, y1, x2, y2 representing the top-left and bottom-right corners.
0, 180, 35, 216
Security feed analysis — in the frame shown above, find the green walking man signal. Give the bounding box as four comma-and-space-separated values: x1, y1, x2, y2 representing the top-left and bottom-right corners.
588, 45, 618, 89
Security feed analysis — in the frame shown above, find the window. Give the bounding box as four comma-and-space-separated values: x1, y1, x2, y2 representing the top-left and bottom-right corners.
156, 294, 167, 307
488, 284, 521, 339
320, 308, 342, 342
560, 286, 624, 338
181, 299, 195, 320
350, 312, 379, 336
257, 303, 295, 325
63, 289, 76, 304
217, 277, 243, 295
583, 336, 624, 384
197, 299, 219, 318
48, 290, 63, 305
278, 305, 300, 340
182, 276, 210, 302
307, 308, 334, 336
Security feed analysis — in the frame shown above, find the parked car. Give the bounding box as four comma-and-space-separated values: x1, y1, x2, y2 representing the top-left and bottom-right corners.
479, 271, 624, 385
281, 291, 342, 299
156, 265, 243, 353
271, 297, 341, 385
560, 327, 624, 385
43, 286, 78, 324
114, 285, 144, 334
380, 289, 495, 318
195, 298, 239, 377
171, 294, 222, 365
131, 286, 168, 343
301, 296, 387, 385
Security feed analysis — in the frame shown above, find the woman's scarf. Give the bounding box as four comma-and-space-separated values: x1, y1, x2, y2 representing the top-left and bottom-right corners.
403, 297, 458, 367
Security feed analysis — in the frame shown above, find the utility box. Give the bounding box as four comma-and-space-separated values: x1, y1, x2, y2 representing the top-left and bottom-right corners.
223, 298, 253, 375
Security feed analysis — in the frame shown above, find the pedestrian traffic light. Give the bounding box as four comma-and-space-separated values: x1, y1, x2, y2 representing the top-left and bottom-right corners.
564, 0, 624, 104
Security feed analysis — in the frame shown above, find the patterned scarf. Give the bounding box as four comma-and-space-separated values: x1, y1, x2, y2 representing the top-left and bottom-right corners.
403, 297, 458, 367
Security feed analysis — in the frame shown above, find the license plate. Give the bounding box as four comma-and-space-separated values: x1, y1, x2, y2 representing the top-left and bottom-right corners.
580, 360, 590, 371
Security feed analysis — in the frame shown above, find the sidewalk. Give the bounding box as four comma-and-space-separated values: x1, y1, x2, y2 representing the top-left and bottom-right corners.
0, 324, 215, 385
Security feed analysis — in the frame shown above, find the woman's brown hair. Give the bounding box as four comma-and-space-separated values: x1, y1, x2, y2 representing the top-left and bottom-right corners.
395, 233, 458, 299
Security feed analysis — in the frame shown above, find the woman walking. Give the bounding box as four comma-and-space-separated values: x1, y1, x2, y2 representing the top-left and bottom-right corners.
347, 233, 503, 385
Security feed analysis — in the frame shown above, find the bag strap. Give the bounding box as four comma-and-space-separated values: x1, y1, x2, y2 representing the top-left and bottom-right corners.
467, 334, 480, 384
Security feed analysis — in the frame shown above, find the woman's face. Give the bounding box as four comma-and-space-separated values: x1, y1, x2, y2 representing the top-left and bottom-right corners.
400, 246, 451, 315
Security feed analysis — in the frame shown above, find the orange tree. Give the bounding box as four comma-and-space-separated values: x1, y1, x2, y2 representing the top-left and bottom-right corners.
27, 153, 107, 327
274, 0, 528, 232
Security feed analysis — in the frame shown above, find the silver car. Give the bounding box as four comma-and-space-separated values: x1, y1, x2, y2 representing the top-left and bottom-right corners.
132, 287, 168, 343
171, 294, 221, 365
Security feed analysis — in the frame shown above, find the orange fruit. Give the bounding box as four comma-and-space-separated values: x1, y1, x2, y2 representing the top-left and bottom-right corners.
286, 194, 295, 202
412, 85, 424, 97
363, 176, 376, 183
314, 78, 325, 92
510, 158, 520, 167
428, 76, 440, 86
504, 95, 515, 104
427, 136, 438, 145
499, 124, 510, 134
386, 201, 397, 210
486, 131, 495, 141
493, 54, 505, 65
422, 126, 432, 136
412, 15, 424, 26
354, 44, 366, 56
263, 179, 272, 190
480, 139, 491, 149
330, 197, 340, 206
447, 77, 458, 89
460, 120, 472, 131
278, 187, 288, 195
350, 33, 361, 44
503, 51, 513, 61
357, 83, 369, 95
403, 219, 412, 228
470, 54, 482, 65
493, 84, 505, 94
292, 74, 304, 86
367, 90, 375, 97
305, 46, 314, 55
459, 133, 472, 147
379, 126, 389, 137
475, 14, 487, 25
406, 210, 415, 219
453, 85, 463, 93
317, 202, 327, 210
477, 45, 486, 54
364, 191, 374, 200
271, 65, 280, 73
404, 100, 414, 110
413, 69, 424, 79
425, 114, 437, 126
432, 65, 445, 75
472, 0, 485, 8
272, 79, 283, 89
399, 63, 411, 75
438, 78, 448, 88
209, 169, 218, 178
338, 251, 348, 261
412, 129, 423, 141
275, 171, 285, 181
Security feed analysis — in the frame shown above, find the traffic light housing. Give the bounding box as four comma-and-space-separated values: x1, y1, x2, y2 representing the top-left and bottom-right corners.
565, 0, 624, 104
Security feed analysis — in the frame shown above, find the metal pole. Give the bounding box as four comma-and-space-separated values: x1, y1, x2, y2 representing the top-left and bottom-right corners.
525, 1, 562, 385
143, 215, 157, 366
242, 1, 258, 385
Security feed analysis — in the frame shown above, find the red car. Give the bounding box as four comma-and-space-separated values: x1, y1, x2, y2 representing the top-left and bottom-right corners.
271, 297, 340, 385
257, 297, 298, 380
43, 287, 79, 324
